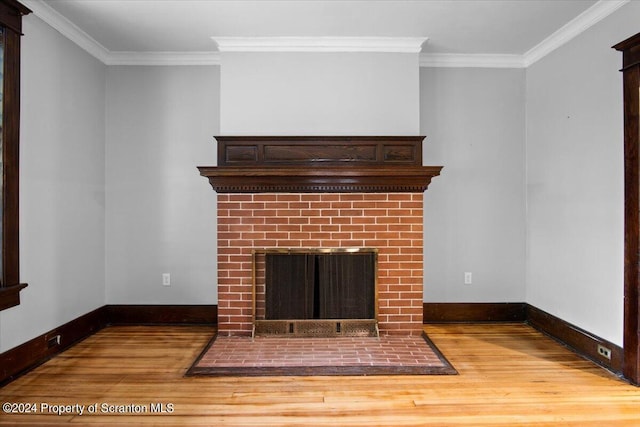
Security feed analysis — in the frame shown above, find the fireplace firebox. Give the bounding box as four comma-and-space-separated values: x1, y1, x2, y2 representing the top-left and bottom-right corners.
252, 248, 377, 337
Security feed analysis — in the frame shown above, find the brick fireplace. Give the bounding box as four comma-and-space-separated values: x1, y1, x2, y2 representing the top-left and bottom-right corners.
199, 136, 442, 337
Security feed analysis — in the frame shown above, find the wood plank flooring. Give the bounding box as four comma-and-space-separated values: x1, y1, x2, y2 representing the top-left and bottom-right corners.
1, 323, 639, 426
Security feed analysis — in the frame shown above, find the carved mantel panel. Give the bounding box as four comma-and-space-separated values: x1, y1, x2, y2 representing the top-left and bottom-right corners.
198, 136, 442, 193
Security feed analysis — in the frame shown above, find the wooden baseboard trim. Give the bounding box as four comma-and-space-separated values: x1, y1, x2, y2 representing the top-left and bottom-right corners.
106, 304, 217, 325
0, 304, 218, 385
526, 305, 623, 375
423, 302, 527, 323
0, 306, 108, 386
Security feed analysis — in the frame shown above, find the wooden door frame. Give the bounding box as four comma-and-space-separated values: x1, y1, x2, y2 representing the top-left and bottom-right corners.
614, 33, 640, 386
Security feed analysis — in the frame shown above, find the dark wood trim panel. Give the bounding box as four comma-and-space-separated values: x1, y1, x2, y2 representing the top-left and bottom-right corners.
0, 282, 26, 311
622, 62, 640, 384
527, 305, 623, 375
0, 0, 30, 311
215, 136, 424, 166
614, 32, 640, 70
614, 33, 640, 385
0, 0, 30, 34
106, 304, 217, 325
0, 306, 108, 385
423, 303, 527, 323
1, 19, 21, 290
0, 304, 218, 385
199, 136, 442, 193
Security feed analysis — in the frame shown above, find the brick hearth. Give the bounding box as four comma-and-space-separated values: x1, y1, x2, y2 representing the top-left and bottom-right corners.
217, 192, 424, 336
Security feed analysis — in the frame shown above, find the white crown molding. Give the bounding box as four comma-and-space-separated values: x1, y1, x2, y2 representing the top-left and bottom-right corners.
419, 53, 525, 68
106, 51, 221, 66
213, 37, 428, 53
23, 0, 221, 65
419, 0, 629, 68
22, 0, 111, 64
523, 0, 630, 67
23, 0, 630, 68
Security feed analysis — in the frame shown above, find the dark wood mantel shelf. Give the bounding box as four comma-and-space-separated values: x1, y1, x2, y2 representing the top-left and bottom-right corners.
198, 136, 443, 193
199, 165, 442, 193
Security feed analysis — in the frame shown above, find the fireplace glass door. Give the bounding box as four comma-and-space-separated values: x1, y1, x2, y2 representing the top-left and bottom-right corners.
264, 251, 376, 321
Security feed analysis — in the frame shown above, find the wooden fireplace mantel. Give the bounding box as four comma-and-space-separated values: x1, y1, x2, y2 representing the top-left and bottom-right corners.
198, 136, 443, 193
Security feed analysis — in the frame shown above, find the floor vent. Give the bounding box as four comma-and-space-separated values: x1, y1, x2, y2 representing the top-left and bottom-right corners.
254, 319, 379, 338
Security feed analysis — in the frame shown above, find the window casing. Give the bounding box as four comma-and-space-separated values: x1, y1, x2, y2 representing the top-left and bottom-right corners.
0, 0, 30, 312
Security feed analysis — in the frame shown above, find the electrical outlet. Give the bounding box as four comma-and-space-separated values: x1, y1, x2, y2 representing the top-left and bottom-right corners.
464, 272, 472, 285
47, 335, 61, 348
597, 344, 612, 360
162, 273, 171, 287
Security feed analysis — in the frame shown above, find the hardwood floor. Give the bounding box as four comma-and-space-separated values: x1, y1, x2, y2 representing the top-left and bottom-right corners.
1, 323, 639, 426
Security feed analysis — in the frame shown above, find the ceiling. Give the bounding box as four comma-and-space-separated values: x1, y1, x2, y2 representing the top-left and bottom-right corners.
22, 0, 628, 66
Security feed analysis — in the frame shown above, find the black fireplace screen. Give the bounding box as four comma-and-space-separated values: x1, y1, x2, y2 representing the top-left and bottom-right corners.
264, 251, 376, 320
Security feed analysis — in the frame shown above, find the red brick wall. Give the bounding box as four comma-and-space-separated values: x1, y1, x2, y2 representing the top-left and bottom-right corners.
217, 193, 424, 336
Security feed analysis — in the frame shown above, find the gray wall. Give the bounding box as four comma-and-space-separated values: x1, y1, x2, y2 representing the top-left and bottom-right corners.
0, 16, 106, 352
220, 52, 420, 135
421, 67, 526, 303
525, 2, 640, 346
105, 66, 219, 304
